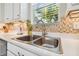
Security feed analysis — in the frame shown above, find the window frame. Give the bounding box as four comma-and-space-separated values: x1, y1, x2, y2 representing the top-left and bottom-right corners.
31, 3, 60, 25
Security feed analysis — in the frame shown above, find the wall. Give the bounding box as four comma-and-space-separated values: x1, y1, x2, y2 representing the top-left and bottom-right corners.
67, 3, 79, 10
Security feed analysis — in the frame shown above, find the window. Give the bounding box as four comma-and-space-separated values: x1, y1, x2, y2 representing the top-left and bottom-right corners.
32, 3, 59, 24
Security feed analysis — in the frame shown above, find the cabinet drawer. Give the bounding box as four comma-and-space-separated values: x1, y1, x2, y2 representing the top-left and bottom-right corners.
7, 43, 37, 56
7, 50, 16, 56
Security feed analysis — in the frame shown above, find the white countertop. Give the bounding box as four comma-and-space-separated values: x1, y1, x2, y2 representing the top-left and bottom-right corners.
0, 32, 79, 56
33, 32, 79, 39
0, 33, 60, 56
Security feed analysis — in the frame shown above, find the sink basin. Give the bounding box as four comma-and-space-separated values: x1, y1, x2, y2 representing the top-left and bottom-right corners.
33, 37, 59, 48
16, 35, 41, 41
16, 35, 59, 48
16, 35, 62, 54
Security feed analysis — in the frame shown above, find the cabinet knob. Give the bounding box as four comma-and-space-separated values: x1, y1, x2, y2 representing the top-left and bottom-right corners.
6, 18, 10, 19
18, 52, 20, 56
22, 55, 24, 56
18, 52, 24, 56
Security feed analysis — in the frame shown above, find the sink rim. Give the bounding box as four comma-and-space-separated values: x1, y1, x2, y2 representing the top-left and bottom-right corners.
15, 35, 42, 41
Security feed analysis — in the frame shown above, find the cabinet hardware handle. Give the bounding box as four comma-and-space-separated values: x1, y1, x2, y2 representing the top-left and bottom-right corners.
18, 52, 20, 56
22, 55, 24, 56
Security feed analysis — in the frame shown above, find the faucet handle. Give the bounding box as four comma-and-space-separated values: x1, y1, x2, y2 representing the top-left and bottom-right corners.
42, 32, 48, 36
45, 32, 48, 35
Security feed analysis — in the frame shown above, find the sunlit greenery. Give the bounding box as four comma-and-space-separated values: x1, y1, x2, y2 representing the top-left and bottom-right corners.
34, 4, 59, 23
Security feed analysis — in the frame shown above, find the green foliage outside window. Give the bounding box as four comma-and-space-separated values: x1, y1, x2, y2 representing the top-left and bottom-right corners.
34, 4, 59, 23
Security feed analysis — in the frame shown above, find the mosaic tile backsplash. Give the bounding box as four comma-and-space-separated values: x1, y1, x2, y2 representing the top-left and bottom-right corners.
33, 16, 79, 34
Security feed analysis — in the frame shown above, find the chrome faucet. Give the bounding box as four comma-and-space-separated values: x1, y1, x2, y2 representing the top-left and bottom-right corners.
32, 19, 47, 43
36, 19, 47, 37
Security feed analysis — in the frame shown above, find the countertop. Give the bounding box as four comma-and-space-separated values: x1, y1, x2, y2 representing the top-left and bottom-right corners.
33, 32, 79, 39
0, 32, 79, 56
0, 32, 60, 56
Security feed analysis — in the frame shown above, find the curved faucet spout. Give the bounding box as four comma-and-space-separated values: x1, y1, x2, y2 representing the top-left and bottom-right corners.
36, 19, 47, 37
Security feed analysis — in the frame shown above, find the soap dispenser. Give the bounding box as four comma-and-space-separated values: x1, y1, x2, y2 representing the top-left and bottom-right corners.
26, 20, 32, 36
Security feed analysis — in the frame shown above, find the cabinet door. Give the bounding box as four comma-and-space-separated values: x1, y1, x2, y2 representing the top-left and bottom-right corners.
7, 50, 16, 56
21, 3, 31, 20
0, 4, 5, 21
4, 3, 13, 20
7, 42, 37, 56
17, 47, 37, 56
13, 3, 20, 19
0, 4, 2, 20
0, 39, 7, 56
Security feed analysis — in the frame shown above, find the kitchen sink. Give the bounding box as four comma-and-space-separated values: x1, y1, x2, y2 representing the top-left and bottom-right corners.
16, 35, 62, 54
33, 37, 62, 54
16, 35, 59, 48
16, 35, 41, 41
33, 36, 59, 48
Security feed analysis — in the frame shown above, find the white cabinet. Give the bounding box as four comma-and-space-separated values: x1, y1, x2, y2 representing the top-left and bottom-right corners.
0, 4, 5, 21
0, 4, 2, 20
20, 3, 31, 20
4, 3, 21, 20
7, 42, 37, 56
7, 50, 16, 56
4, 3, 13, 20
0, 3, 31, 21
4, 3, 31, 20
13, 3, 20, 19
20, 3, 27, 20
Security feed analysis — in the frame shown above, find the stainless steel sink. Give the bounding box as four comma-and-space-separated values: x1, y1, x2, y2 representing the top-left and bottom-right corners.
16, 35, 62, 54
33, 36, 59, 48
32, 36, 63, 54
16, 35, 59, 48
16, 35, 41, 41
